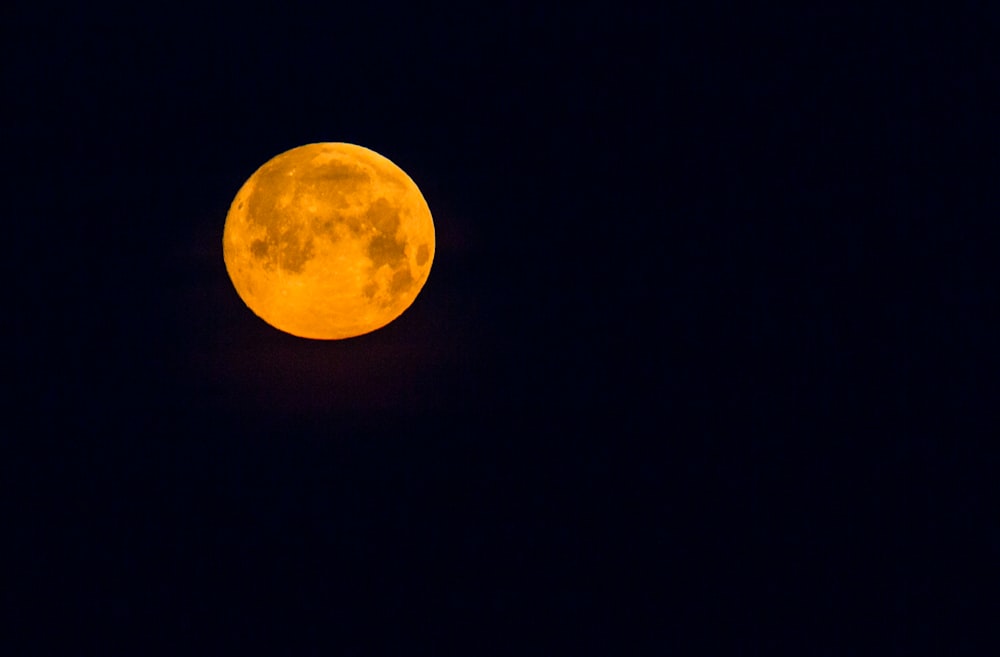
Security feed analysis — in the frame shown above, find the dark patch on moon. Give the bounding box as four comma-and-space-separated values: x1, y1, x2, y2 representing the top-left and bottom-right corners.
242, 166, 316, 273
246, 166, 293, 229
368, 233, 406, 268
319, 216, 341, 240
362, 281, 378, 299
369, 158, 410, 192
251, 239, 269, 259
248, 228, 314, 274
390, 268, 414, 295
368, 197, 400, 235
366, 197, 407, 269
277, 227, 315, 274
303, 162, 369, 188
342, 213, 364, 234
415, 243, 429, 267
301, 161, 370, 209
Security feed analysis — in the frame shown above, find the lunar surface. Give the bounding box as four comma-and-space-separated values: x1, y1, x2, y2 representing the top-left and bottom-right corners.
223, 143, 435, 339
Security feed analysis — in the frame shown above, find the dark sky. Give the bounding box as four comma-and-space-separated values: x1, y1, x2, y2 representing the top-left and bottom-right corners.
6, 3, 995, 655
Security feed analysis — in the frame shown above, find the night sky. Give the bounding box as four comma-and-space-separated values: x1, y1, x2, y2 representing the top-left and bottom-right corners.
6, 3, 995, 655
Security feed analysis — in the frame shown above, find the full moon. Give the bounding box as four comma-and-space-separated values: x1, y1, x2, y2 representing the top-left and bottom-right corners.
222, 143, 435, 339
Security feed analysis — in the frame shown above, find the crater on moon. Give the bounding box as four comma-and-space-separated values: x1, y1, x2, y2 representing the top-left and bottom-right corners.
222, 142, 436, 339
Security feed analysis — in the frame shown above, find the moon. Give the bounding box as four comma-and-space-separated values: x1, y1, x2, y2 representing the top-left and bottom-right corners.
222, 143, 435, 339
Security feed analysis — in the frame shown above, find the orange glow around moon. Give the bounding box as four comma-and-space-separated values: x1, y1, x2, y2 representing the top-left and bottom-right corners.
222, 143, 435, 339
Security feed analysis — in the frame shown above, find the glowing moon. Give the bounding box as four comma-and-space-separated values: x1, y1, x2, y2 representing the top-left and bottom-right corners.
223, 143, 435, 339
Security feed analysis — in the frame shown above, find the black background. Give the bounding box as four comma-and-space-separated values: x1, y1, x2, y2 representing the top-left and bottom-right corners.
4, 3, 996, 655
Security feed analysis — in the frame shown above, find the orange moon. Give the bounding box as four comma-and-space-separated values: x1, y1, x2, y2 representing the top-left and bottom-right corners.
222, 143, 435, 339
